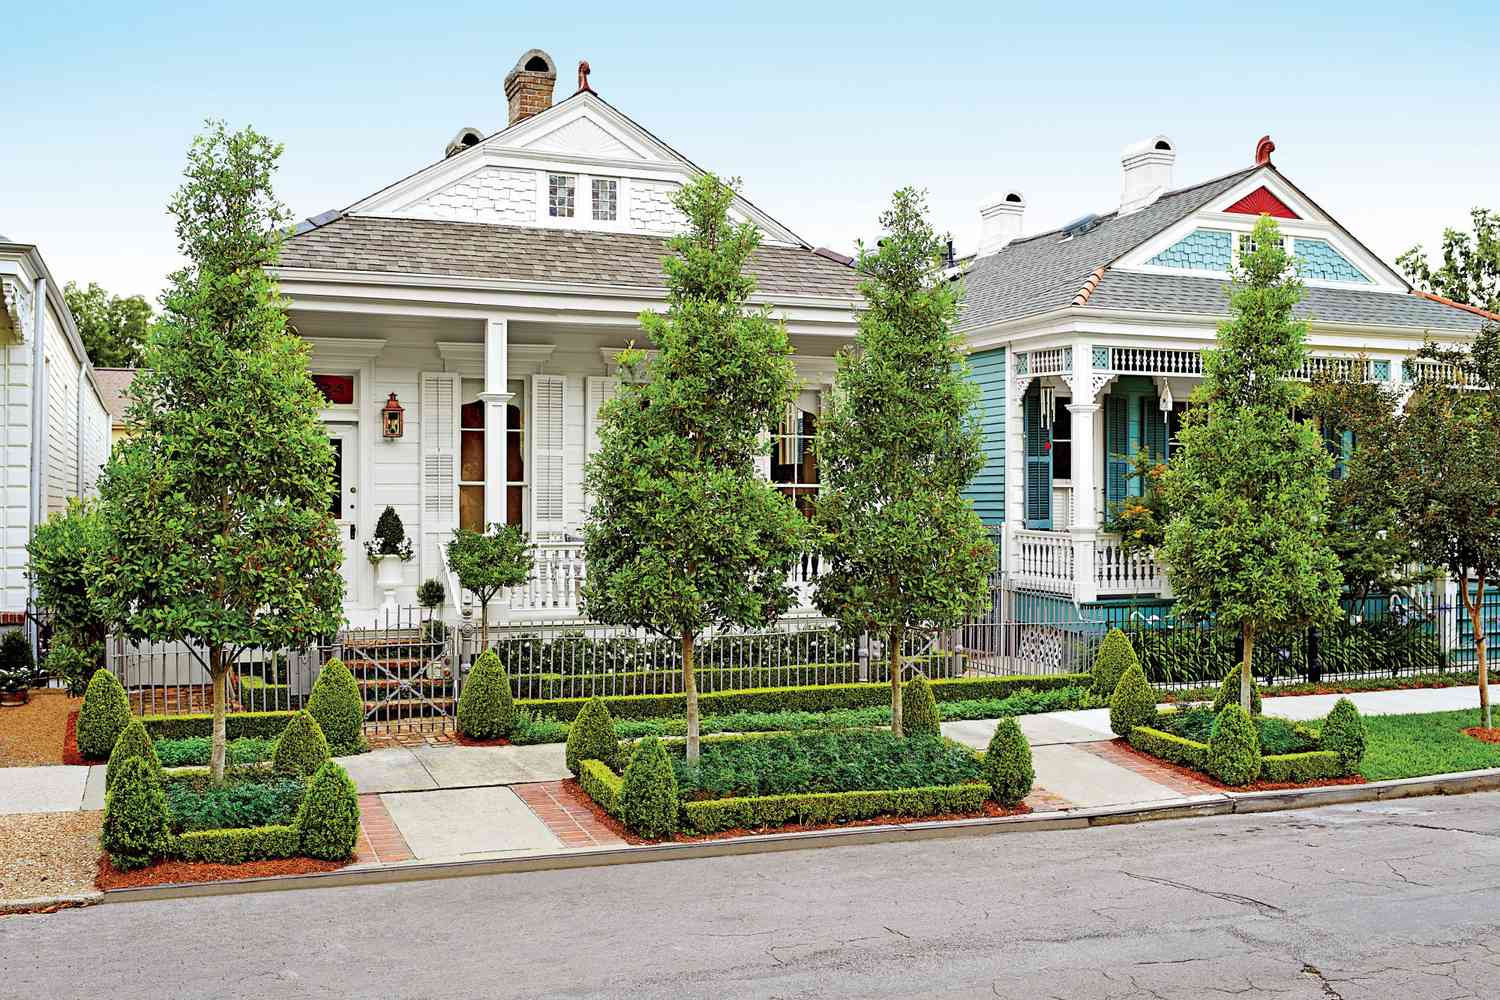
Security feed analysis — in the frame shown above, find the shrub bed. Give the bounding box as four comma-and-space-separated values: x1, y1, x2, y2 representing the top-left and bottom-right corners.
163, 771, 308, 832
681, 784, 991, 834
1152, 706, 1316, 756
507, 655, 968, 698
1128, 704, 1360, 787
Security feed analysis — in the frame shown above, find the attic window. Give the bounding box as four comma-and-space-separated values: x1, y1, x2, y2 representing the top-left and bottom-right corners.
592, 177, 618, 221
525, 55, 549, 72
548, 173, 576, 218
1154, 139, 1172, 151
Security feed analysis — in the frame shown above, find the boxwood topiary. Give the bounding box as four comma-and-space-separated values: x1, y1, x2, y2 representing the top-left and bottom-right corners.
297, 761, 361, 861
1320, 697, 1366, 774
621, 737, 678, 838
565, 696, 618, 775
983, 717, 1034, 805
106, 719, 162, 792
1092, 628, 1139, 700
307, 659, 364, 754
1207, 703, 1262, 786
101, 756, 170, 871
902, 674, 941, 738
457, 649, 515, 739
272, 711, 331, 777
77, 669, 132, 760
1212, 669, 1263, 716
1109, 661, 1157, 737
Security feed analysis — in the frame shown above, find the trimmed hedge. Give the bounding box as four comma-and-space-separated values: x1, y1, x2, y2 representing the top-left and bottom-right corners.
983, 718, 1034, 805
902, 675, 941, 738
1260, 751, 1344, 783
457, 650, 515, 739
1092, 628, 1139, 701
1109, 662, 1157, 737
620, 738, 678, 838
680, 783, 991, 834
521, 673, 1091, 723
1207, 704, 1261, 786
272, 711, 331, 777
308, 659, 364, 753
101, 756, 171, 870
579, 758, 624, 818
297, 761, 361, 861
1320, 697, 1366, 772
565, 697, 619, 776
78, 669, 132, 760
1127, 725, 1208, 770
1212, 669, 1263, 715
106, 719, 162, 792
170, 825, 301, 864
143, 710, 300, 742
507, 655, 968, 698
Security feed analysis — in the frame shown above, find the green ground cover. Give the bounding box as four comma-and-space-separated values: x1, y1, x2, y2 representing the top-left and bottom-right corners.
153, 736, 276, 768
162, 771, 307, 832
1305, 709, 1500, 782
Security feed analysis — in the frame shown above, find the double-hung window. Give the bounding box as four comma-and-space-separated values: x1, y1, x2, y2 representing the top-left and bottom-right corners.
548, 174, 576, 218
771, 403, 819, 516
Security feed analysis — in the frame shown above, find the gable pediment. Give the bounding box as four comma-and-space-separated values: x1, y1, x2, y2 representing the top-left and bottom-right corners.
517, 115, 645, 160
1224, 185, 1299, 219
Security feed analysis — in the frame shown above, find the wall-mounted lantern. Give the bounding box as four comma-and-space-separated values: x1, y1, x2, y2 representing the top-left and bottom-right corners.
381, 392, 405, 440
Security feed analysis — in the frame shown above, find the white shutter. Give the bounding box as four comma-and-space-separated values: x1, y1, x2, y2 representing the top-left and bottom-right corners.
531, 373, 566, 529
585, 376, 619, 456
420, 372, 460, 580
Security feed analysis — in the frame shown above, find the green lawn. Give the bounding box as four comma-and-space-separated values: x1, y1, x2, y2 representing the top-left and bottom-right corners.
1352, 709, 1500, 781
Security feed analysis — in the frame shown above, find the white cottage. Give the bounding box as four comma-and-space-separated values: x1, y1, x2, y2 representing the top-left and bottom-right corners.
0, 238, 112, 631
275, 50, 862, 625
955, 135, 1495, 624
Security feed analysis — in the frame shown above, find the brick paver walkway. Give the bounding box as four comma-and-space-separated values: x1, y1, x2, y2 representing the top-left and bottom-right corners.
1076, 740, 1220, 796
1023, 787, 1073, 813
512, 781, 626, 849
362, 728, 456, 751
355, 794, 415, 864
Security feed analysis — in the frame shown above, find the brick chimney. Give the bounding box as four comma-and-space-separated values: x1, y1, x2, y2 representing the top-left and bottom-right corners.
504, 49, 557, 125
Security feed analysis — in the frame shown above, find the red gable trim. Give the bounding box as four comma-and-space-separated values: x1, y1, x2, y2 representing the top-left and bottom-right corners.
1411, 290, 1500, 323
1224, 186, 1299, 219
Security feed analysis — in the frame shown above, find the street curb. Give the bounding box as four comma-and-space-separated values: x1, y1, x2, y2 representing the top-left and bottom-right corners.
97, 766, 1500, 905
0, 891, 103, 916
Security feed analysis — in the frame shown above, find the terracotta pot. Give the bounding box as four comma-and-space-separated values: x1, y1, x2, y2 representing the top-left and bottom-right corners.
0, 689, 29, 707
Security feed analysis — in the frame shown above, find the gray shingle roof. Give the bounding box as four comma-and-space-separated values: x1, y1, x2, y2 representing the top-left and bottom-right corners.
91, 367, 138, 422
1085, 270, 1487, 333
957, 166, 1260, 330
278, 215, 863, 300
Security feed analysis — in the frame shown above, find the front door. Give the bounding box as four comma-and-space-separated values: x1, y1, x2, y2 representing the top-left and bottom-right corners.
326, 424, 360, 604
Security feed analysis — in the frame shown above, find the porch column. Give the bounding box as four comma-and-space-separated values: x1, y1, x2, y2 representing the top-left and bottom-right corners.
1003, 354, 1027, 581
1069, 341, 1100, 603
480, 318, 513, 528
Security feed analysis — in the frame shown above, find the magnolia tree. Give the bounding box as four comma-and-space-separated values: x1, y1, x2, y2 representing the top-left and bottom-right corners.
581, 174, 806, 760
813, 188, 993, 736
1161, 215, 1342, 712
92, 123, 345, 782
445, 524, 533, 650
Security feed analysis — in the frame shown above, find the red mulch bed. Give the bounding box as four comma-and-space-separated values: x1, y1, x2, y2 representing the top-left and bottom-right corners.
62, 710, 88, 766
557, 777, 1030, 846
1463, 727, 1500, 744
1112, 739, 1366, 793
95, 853, 348, 890
453, 733, 511, 747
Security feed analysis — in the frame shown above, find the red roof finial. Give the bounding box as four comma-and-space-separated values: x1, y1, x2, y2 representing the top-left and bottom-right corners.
1255, 134, 1276, 166
576, 60, 594, 95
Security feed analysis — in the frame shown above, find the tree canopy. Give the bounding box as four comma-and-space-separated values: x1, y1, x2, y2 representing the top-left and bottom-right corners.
63, 281, 152, 368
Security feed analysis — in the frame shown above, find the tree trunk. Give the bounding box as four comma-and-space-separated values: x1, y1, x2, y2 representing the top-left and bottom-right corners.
889, 626, 904, 738
682, 631, 700, 761
1240, 622, 1255, 715
479, 602, 489, 654
1462, 572, 1491, 730
210, 645, 228, 785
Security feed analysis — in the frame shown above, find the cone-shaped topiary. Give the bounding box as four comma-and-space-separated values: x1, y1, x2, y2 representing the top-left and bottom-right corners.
457, 649, 515, 740
1212, 669, 1263, 715
902, 674, 941, 737
106, 719, 162, 792
1092, 628, 1140, 700
1320, 697, 1366, 774
566, 696, 619, 775
297, 760, 361, 860
1109, 661, 1158, 737
101, 756, 170, 871
77, 668, 132, 760
1207, 703, 1262, 786
983, 717, 1034, 805
307, 659, 364, 754
273, 710, 331, 777
621, 737, 678, 838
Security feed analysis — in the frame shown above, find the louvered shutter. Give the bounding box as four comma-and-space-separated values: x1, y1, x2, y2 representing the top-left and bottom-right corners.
531, 374, 566, 528
1023, 387, 1051, 529
585, 376, 619, 456
1142, 397, 1168, 466
420, 372, 460, 580
1104, 394, 1129, 511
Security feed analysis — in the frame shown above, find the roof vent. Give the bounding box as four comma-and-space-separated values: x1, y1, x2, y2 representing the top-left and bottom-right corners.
504, 49, 557, 126
1119, 134, 1175, 215
978, 190, 1025, 257
1255, 134, 1276, 165
444, 127, 484, 158
1059, 213, 1102, 240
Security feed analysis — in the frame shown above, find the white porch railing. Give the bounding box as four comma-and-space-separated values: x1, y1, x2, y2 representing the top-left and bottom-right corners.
1010, 529, 1076, 597
505, 541, 588, 614
1093, 534, 1167, 596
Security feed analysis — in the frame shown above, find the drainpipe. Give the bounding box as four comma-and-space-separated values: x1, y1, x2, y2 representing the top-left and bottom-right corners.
27, 275, 47, 657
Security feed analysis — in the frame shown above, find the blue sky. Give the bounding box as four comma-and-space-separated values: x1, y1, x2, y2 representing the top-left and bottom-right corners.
4, 2, 1498, 301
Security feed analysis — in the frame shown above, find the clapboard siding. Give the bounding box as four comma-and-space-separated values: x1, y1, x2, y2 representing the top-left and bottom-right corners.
964, 348, 1006, 525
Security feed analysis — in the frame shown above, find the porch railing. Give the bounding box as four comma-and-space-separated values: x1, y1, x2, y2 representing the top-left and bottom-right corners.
1010, 529, 1075, 596
1093, 535, 1167, 596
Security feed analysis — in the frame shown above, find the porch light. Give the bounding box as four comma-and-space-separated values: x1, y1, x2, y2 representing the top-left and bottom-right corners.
381, 392, 405, 439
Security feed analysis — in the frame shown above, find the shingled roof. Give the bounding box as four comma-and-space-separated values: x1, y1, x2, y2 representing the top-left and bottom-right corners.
278, 215, 863, 300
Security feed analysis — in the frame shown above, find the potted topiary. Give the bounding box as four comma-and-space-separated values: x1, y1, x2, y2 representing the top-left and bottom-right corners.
0, 630, 35, 706
0, 667, 28, 707
365, 505, 414, 613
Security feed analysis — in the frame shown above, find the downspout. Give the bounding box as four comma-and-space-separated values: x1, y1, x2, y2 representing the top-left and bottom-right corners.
27, 276, 47, 656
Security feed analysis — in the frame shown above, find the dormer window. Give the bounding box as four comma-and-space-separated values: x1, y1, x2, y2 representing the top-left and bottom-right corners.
592, 177, 618, 221
1236, 231, 1284, 259
548, 173, 576, 218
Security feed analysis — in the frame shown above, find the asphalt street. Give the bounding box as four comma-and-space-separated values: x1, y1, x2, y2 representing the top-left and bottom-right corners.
4, 793, 1500, 999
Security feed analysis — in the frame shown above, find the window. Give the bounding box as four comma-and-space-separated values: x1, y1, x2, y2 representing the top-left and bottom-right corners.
1051, 398, 1072, 480
548, 174, 576, 218
592, 178, 618, 221
311, 374, 354, 406
506, 386, 525, 527
459, 400, 485, 531
771, 405, 819, 516
1237, 231, 1284, 261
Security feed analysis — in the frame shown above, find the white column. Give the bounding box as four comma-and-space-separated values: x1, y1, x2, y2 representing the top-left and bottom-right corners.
480, 318, 513, 528
1069, 341, 1100, 603
1003, 361, 1027, 582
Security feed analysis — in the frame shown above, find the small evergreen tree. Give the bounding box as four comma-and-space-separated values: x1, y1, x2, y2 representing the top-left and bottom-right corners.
983, 717, 1034, 805
272, 711, 331, 776
1161, 216, 1342, 714
297, 761, 361, 860
620, 737, 679, 838
27, 499, 113, 693
417, 578, 446, 610
365, 505, 414, 562
90, 122, 344, 783
1320, 697, 1367, 774
307, 659, 364, 755
106, 719, 162, 792
1091, 628, 1139, 701
101, 756, 170, 870
1207, 703, 1262, 786
445, 524, 532, 651
902, 673, 941, 737
566, 696, 619, 775
77, 668, 132, 760
581, 174, 807, 760
813, 188, 993, 736
456, 649, 515, 739
1109, 661, 1157, 737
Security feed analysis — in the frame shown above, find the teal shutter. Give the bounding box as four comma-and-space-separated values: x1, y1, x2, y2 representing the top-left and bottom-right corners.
1104, 394, 1129, 510
1024, 387, 1052, 528
1142, 397, 1167, 465
1321, 420, 1353, 480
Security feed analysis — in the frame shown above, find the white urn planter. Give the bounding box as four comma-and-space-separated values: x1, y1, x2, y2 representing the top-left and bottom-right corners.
374, 554, 404, 616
